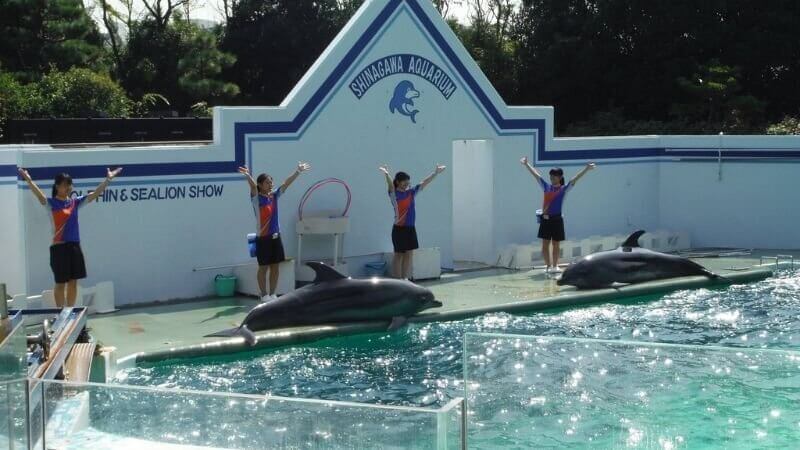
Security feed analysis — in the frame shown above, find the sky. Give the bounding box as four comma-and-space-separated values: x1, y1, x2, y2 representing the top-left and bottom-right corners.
169, 0, 473, 25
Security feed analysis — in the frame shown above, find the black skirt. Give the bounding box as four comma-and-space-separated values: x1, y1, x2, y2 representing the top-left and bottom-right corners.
537, 215, 565, 241
391, 225, 419, 253
255, 235, 286, 266
50, 242, 87, 283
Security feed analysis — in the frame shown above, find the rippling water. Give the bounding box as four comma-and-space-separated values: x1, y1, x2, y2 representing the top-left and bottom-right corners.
116, 269, 800, 408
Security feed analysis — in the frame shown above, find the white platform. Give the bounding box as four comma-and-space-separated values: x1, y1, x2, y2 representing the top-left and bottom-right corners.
497, 231, 692, 269
10, 281, 116, 313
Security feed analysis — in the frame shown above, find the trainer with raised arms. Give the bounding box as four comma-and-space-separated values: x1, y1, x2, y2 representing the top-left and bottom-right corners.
379, 163, 446, 280
520, 157, 595, 275
239, 162, 311, 302
19, 167, 123, 307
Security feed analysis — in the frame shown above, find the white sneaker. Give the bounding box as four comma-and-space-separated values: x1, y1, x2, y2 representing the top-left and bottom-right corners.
544, 266, 552, 274
552, 266, 563, 273
260, 294, 274, 303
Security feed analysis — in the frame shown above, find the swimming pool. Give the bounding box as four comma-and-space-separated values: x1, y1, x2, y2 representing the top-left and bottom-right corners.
115, 269, 800, 408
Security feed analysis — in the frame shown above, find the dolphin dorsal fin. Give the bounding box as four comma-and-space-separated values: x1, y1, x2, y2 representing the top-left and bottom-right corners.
307, 262, 348, 283
621, 230, 646, 248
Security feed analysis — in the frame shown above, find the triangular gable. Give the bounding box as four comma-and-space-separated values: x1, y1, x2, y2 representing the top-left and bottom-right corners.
223, 0, 551, 169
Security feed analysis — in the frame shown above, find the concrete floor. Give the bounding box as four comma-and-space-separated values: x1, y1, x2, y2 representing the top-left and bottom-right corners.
86, 251, 797, 361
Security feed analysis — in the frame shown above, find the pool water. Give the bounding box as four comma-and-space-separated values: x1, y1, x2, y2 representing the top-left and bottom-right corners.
115, 269, 800, 408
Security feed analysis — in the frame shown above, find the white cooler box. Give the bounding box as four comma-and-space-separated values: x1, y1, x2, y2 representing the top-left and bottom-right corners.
233, 259, 296, 296
385, 247, 441, 281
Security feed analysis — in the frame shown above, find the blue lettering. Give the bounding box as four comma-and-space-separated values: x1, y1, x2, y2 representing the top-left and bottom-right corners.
350, 82, 363, 98
349, 54, 457, 100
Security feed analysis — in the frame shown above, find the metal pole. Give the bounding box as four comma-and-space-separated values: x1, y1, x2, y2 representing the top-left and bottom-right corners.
717, 132, 724, 182
39, 381, 46, 450
1, 283, 8, 320
460, 399, 468, 450
5, 379, 14, 450
24, 379, 30, 450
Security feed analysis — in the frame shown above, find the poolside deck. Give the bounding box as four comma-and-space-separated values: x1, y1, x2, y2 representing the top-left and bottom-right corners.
87, 252, 794, 365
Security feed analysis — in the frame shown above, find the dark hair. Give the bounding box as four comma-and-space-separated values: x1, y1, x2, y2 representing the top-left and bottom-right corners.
255, 173, 273, 194
52, 173, 73, 197
393, 171, 410, 189
549, 168, 565, 185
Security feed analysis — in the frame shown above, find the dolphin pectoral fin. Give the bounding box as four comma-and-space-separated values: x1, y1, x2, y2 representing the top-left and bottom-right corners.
621, 230, 646, 248
306, 262, 348, 283
240, 325, 257, 346
410, 110, 418, 123
205, 327, 242, 338
387, 316, 408, 331
205, 325, 257, 346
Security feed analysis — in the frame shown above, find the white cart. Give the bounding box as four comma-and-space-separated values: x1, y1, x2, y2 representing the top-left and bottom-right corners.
295, 217, 350, 283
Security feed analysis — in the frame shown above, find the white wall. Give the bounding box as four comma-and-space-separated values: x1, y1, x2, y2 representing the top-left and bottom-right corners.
0, 147, 27, 295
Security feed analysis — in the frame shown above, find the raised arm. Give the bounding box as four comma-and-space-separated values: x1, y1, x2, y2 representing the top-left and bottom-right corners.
569, 162, 596, 185
86, 167, 123, 203
18, 168, 47, 205
280, 161, 311, 192
238, 166, 257, 196
519, 156, 543, 183
379, 165, 394, 192
419, 164, 446, 190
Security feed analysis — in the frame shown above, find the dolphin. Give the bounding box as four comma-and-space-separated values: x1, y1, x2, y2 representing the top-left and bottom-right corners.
389, 80, 420, 123
556, 230, 725, 289
207, 262, 442, 345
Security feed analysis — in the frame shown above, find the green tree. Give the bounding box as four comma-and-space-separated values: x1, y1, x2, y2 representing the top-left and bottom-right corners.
120, 18, 238, 114
674, 60, 765, 131
177, 21, 240, 104
220, 0, 355, 105
0, 0, 107, 81
455, 0, 518, 102
30, 68, 132, 117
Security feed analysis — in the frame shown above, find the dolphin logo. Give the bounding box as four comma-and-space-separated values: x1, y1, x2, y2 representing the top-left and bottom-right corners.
389, 80, 420, 123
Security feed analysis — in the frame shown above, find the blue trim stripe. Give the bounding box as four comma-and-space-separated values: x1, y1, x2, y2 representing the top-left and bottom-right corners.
18, 175, 242, 189
0, 165, 17, 177
543, 147, 800, 161
21, 161, 240, 181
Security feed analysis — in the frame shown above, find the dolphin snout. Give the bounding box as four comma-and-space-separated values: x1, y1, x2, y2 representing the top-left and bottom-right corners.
555, 278, 565, 286
418, 290, 441, 308
407, 89, 420, 99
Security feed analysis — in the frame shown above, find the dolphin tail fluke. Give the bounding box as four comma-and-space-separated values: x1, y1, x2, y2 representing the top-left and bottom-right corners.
205, 325, 257, 346
410, 110, 419, 123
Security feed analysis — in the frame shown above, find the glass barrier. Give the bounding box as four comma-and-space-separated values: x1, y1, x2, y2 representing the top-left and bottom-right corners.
40, 379, 465, 449
1, 319, 30, 450
464, 333, 800, 449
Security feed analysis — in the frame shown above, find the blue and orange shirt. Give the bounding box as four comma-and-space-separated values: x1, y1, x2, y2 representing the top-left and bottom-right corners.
539, 179, 572, 216
47, 195, 87, 244
390, 185, 421, 227
251, 189, 282, 237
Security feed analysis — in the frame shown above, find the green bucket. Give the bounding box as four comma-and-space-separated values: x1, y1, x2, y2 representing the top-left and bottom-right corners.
214, 274, 237, 297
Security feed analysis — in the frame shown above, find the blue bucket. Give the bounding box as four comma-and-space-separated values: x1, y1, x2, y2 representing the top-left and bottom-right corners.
364, 262, 387, 277
247, 233, 257, 257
